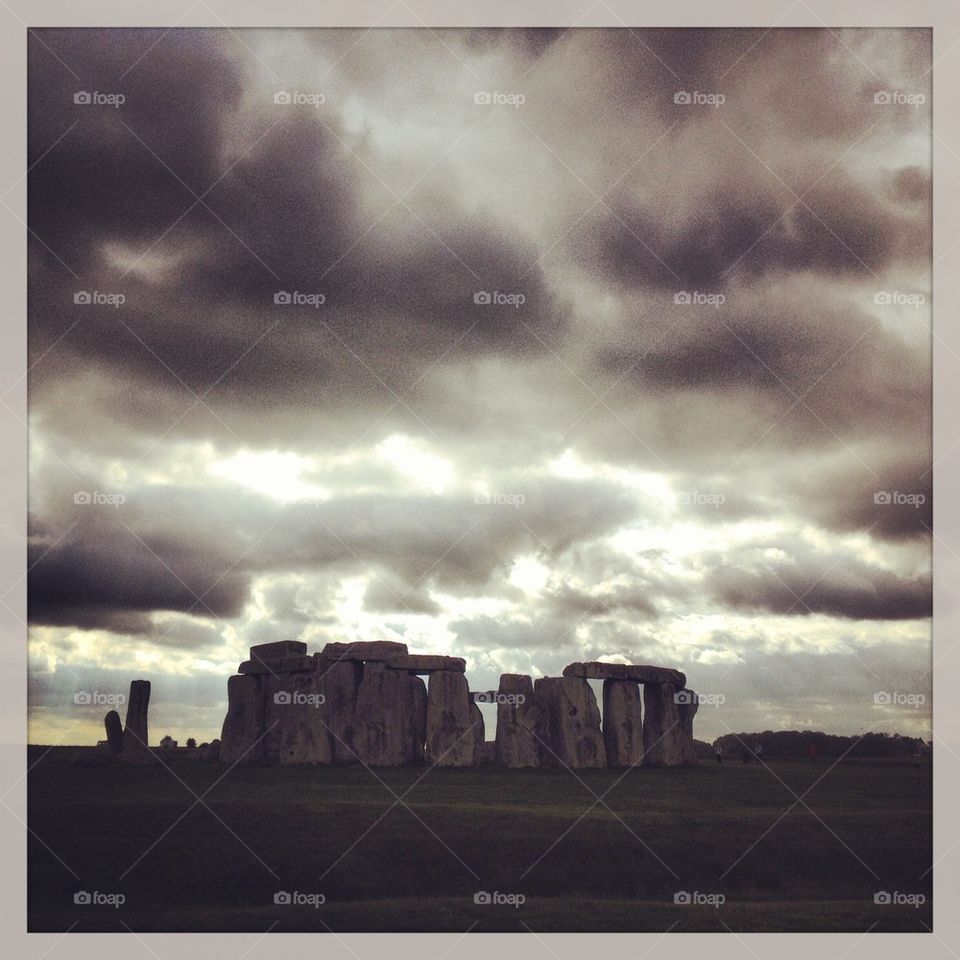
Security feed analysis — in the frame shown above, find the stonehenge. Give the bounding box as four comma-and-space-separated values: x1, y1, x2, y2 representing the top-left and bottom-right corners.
219, 643, 699, 769
119, 679, 158, 765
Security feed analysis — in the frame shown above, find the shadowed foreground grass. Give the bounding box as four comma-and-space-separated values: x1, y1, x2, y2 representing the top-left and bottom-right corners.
27, 748, 931, 932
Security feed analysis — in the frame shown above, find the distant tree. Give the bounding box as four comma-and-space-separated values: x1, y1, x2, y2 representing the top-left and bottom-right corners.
186, 737, 197, 749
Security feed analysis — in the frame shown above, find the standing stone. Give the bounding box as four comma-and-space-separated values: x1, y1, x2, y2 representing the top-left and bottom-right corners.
677, 690, 699, 765
602, 679, 643, 768
425, 670, 482, 767
534, 676, 606, 768
642, 682, 685, 766
220, 673, 265, 765
494, 674, 540, 768
120, 680, 157, 764
355, 662, 425, 766
262, 670, 333, 765
104, 710, 123, 755
322, 641, 408, 661
316, 658, 363, 763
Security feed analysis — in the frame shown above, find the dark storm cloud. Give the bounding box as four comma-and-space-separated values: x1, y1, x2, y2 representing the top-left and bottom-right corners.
28, 515, 251, 632
28, 29, 563, 413
583, 168, 929, 292
28, 472, 639, 635
703, 542, 931, 621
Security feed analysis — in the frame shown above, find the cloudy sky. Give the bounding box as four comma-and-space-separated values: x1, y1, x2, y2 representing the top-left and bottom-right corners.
26, 27, 932, 746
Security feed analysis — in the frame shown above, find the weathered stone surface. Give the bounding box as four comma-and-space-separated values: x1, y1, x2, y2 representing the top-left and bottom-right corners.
104, 710, 123, 754
317, 659, 363, 763
677, 690, 699, 765
563, 661, 686, 688
425, 670, 482, 766
388, 654, 466, 674
220, 673, 265, 765
355, 662, 426, 766
476, 741, 496, 765
262, 671, 333, 765
238, 655, 315, 675
602, 679, 643, 768
322, 641, 408, 662
120, 680, 157, 764
494, 674, 540, 768
642, 682, 685, 766
248, 640, 307, 662
534, 677, 606, 768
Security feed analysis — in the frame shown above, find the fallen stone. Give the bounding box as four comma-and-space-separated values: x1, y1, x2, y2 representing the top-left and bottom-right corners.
534, 676, 606, 768
602, 679, 644, 768
387, 654, 466, 673
238, 655, 315, 675
642, 682, 685, 766
248, 640, 308, 662
322, 641, 409, 662
563, 661, 686, 688
104, 710, 123, 754
425, 670, 482, 766
493, 674, 540, 768
120, 679, 157, 764
220, 673, 265, 765
355, 662, 426, 766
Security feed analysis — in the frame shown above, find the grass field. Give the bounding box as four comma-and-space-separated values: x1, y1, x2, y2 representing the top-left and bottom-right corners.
27, 747, 932, 932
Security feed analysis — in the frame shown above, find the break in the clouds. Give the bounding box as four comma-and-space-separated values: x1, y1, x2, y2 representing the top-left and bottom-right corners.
26, 28, 932, 745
